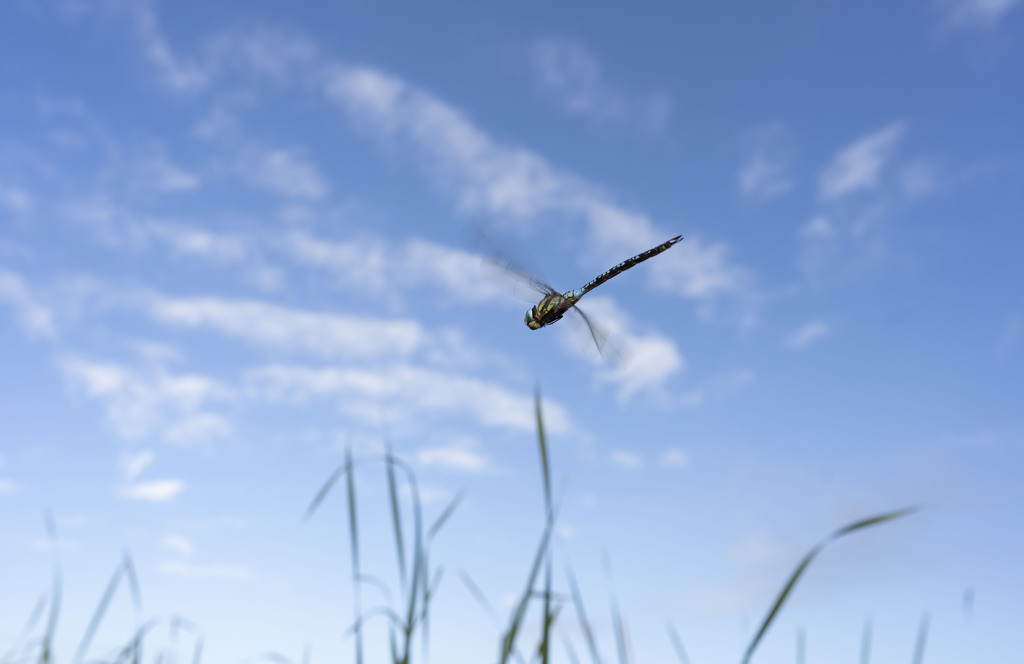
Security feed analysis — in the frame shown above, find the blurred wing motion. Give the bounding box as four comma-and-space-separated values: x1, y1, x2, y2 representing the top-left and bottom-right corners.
474, 224, 682, 362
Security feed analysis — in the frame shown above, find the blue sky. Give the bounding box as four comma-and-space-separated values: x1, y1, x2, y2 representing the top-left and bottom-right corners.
1, 0, 1022, 662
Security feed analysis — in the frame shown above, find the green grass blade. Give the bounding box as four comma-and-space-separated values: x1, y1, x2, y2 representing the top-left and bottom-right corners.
666, 623, 690, 664
566, 566, 602, 664
860, 618, 872, 664
534, 387, 552, 515
500, 521, 555, 664
911, 614, 929, 664
191, 636, 204, 664
564, 639, 583, 664
741, 507, 917, 664
41, 512, 62, 664
385, 448, 408, 594
344, 444, 364, 664
427, 491, 465, 542
541, 561, 553, 664
72, 561, 126, 663
602, 555, 630, 664
460, 571, 501, 628
304, 464, 348, 520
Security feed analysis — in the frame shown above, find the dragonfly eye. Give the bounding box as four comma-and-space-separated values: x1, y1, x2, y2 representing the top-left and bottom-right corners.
524, 307, 541, 330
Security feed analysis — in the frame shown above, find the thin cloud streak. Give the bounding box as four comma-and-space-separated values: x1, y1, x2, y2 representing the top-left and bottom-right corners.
819, 124, 905, 200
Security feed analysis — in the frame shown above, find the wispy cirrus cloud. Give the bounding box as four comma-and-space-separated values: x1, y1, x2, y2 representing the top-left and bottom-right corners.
738, 126, 794, 201
140, 294, 427, 360
610, 450, 643, 469
935, 0, 1022, 29
819, 123, 905, 200
244, 363, 571, 433
0, 269, 57, 339
118, 479, 186, 502
157, 560, 253, 580
529, 37, 671, 131
786, 320, 830, 349
0, 185, 33, 214
320, 62, 747, 304
120, 449, 156, 480
238, 147, 329, 200
417, 438, 489, 473
59, 356, 233, 444
162, 534, 195, 555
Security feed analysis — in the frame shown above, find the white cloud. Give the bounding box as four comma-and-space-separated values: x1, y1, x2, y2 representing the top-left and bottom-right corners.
240, 147, 328, 200
120, 449, 155, 481
417, 438, 489, 473
530, 37, 670, 131
936, 0, 1022, 28
142, 221, 250, 263
129, 0, 208, 91
142, 294, 426, 360
566, 296, 686, 400
284, 233, 503, 301
60, 357, 232, 443
610, 450, 643, 469
738, 127, 793, 201
118, 478, 186, 502
0, 186, 33, 214
136, 153, 201, 192
245, 363, 571, 433
786, 321, 830, 349
320, 64, 745, 302
660, 447, 688, 468
801, 216, 835, 239
0, 479, 15, 494
0, 270, 57, 339
819, 124, 905, 200
162, 534, 194, 556
157, 560, 253, 580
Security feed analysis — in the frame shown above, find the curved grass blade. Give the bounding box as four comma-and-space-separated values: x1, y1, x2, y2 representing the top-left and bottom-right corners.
666, 623, 690, 664
860, 618, 872, 664
566, 566, 602, 664
385, 447, 408, 594
911, 614, 930, 664
602, 554, 631, 664
459, 571, 501, 629
72, 561, 129, 664
564, 639, 583, 664
741, 507, 918, 664
344, 444, 364, 664
500, 521, 555, 664
1, 593, 46, 663
41, 512, 62, 664
427, 491, 465, 542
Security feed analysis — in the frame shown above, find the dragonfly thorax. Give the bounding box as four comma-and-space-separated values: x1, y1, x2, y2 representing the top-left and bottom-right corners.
525, 293, 573, 330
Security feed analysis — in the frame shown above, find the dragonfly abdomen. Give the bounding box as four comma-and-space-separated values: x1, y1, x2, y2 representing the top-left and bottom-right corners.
576, 235, 682, 298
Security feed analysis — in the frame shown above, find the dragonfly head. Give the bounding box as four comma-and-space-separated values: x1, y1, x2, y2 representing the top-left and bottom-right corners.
524, 306, 542, 330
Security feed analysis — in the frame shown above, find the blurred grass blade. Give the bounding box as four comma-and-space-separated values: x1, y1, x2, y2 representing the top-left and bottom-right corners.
460, 571, 501, 628
73, 561, 127, 663
1, 593, 46, 662
41, 512, 62, 664
602, 555, 631, 664
566, 566, 602, 664
535, 387, 552, 515
191, 636, 204, 664
666, 623, 690, 664
860, 619, 872, 664
427, 491, 465, 541
385, 448, 408, 594
796, 627, 805, 664
564, 639, 582, 664
912, 614, 929, 664
304, 464, 349, 521
344, 444, 364, 664
500, 521, 555, 664
741, 507, 917, 664
541, 561, 553, 664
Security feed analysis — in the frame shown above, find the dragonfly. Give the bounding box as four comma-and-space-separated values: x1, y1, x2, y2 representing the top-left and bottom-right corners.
483, 233, 684, 357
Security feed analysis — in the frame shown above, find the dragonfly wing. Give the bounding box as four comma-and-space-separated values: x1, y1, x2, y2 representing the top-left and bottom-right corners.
470, 224, 559, 297
569, 304, 626, 366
